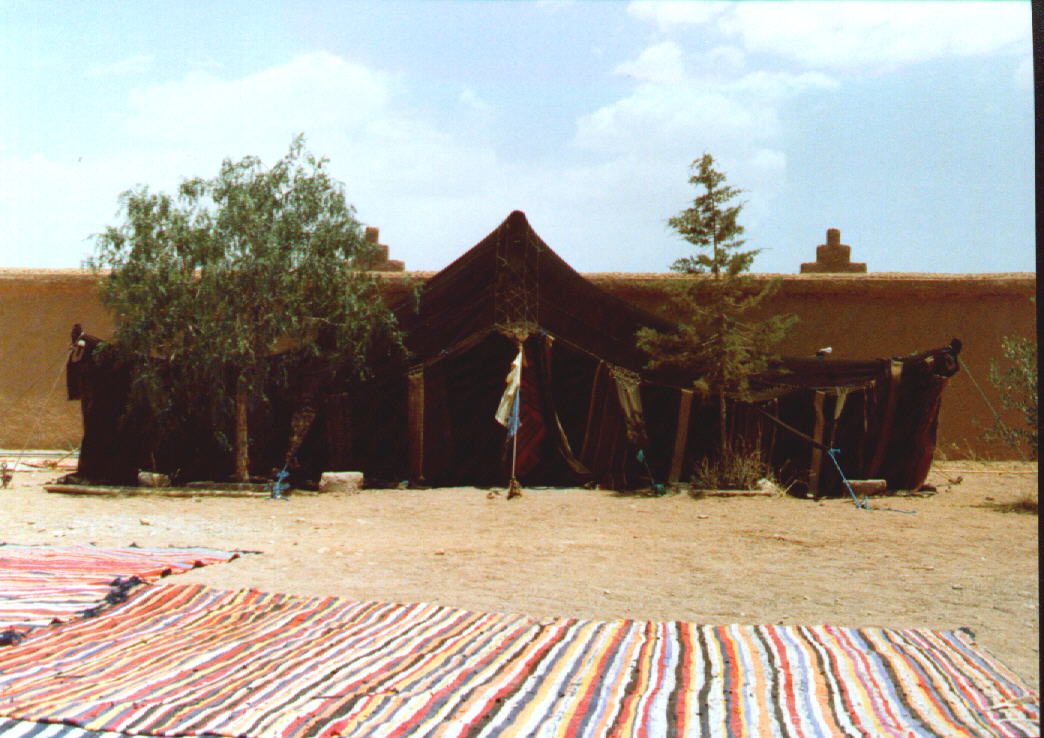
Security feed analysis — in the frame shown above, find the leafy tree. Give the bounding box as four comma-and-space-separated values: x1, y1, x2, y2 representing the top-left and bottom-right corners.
637, 153, 796, 452
985, 333, 1037, 459
90, 135, 403, 480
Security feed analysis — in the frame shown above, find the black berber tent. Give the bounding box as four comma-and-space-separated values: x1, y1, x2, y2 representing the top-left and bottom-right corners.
65, 211, 962, 494
358, 210, 679, 489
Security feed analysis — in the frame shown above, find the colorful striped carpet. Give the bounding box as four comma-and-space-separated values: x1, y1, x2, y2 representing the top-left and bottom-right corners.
0, 582, 1035, 737
0, 718, 127, 737
0, 544, 241, 638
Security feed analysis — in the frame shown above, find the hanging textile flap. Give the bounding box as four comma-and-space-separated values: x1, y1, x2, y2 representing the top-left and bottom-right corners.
513, 350, 547, 479
867, 359, 904, 478
610, 366, 648, 448
541, 335, 592, 479
495, 346, 523, 428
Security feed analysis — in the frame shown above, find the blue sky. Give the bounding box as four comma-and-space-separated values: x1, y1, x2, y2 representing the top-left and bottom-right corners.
0, 1, 1034, 274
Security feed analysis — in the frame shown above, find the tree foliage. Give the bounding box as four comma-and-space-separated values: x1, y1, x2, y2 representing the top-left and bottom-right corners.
985, 333, 1037, 459
637, 153, 796, 449
89, 135, 404, 479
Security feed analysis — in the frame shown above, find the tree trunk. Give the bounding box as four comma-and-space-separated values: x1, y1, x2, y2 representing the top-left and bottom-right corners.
718, 384, 728, 453
717, 305, 728, 454
234, 375, 250, 482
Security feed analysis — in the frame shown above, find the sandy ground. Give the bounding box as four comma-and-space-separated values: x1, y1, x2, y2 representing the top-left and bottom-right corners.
1, 460, 1038, 692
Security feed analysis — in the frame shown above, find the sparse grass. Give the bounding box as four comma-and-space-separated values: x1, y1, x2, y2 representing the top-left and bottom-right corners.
975, 492, 1038, 515
994, 493, 1038, 515
689, 442, 775, 492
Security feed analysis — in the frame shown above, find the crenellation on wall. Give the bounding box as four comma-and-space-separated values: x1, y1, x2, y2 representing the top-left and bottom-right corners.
361, 226, 405, 272
800, 229, 867, 273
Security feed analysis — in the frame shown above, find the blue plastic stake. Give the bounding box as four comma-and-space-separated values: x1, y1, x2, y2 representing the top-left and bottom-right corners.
827, 448, 870, 510
270, 468, 290, 501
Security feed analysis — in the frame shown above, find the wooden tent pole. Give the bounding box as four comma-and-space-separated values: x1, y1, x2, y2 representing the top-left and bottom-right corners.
508, 343, 523, 498
510, 423, 519, 484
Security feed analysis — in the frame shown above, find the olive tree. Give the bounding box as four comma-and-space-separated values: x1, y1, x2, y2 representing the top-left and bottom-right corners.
985, 333, 1037, 459
90, 135, 402, 480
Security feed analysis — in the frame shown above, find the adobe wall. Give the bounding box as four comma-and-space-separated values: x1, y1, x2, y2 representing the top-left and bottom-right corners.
0, 268, 1036, 459
0, 270, 115, 452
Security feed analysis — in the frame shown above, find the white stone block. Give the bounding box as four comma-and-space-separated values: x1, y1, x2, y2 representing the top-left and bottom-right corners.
138, 471, 171, 487
319, 471, 364, 493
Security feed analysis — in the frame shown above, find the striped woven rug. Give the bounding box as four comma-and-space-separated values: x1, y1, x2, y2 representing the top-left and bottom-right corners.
0, 544, 240, 636
0, 718, 127, 737
0, 583, 1035, 737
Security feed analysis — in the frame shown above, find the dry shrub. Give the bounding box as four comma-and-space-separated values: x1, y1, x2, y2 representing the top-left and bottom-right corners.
995, 493, 1038, 515
690, 441, 775, 492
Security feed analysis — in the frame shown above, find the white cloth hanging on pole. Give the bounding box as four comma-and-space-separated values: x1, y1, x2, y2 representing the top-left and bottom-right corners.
495, 347, 523, 432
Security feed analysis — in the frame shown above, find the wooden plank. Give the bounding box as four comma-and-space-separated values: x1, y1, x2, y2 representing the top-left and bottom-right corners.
44, 485, 320, 498
847, 479, 888, 496
668, 389, 694, 484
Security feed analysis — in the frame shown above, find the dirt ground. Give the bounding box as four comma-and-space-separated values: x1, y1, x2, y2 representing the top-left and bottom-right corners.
1, 460, 1038, 693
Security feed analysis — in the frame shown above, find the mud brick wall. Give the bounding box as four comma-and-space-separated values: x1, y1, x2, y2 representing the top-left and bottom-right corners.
0, 269, 1035, 459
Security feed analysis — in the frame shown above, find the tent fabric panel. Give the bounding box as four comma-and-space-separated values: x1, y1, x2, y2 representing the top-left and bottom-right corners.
397, 226, 500, 363
535, 245, 670, 372
320, 392, 353, 471
402, 282, 497, 365
406, 367, 425, 482
576, 362, 642, 488
403, 211, 671, 373
412, 333, 517, 487
865, 361, 903, 478
880, 363, 950, 491
71, 351, 138, 485
538, 336, 594, 481
757, 356, 892, 390
638, 382, 684, 486
513, 349, 547, 479
345, 371, 408, 485
546, 339, 602, 465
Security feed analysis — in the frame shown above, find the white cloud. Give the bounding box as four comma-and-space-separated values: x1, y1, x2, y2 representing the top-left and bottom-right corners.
125, 52, 391, 148
571, 81, 784, 256
0, 153, 134, 266
0, 51, 505, 269
459, 87, 493, 115
535, 0, 576, 10
691, 45, 746, 78
627, 1, 732, 31
581, 41, 836, 160
722, 2, 1030, 70
567, 32, 842, 267
627, 2, 1030, 72
577, 84, 759, 157
111, 50, 503, 204
86, 55, 154, 78
1014, 54, 1032, 90
730, 69, 839, 102
614, 41, 686, 84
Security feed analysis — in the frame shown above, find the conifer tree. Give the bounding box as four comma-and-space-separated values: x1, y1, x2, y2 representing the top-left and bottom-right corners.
638, 154, 796, 452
